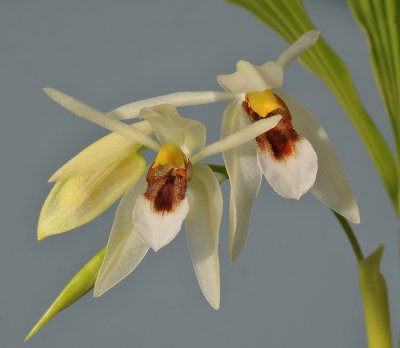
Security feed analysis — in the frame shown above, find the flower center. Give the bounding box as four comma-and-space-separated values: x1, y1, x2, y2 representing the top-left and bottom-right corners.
246, 90, 282, 118
243, 90, 299, 160
152, 143, 187, 169
145, 143, 192, 214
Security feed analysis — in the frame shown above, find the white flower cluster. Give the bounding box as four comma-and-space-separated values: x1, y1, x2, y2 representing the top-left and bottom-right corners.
39, 30, 359, 310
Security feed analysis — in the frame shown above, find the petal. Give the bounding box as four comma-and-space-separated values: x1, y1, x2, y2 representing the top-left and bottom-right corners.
185, 163, 222, 309
275, 91, 360, 223
133, 195, 189, 252
43, 88, 160, 151
94, 175, 149, 297
217, 60, 283, 93
49, 121, 152, 182
276, 30, 320, 69
221, 102, 262, 262
191, 113, 281, 163
107, 91, 235, 120
257, 137, 318, 199
139, 104, 206, 156
38, 153, 146, 240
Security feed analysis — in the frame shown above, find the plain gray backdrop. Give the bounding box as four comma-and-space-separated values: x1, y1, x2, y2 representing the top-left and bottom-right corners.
1, 0, 399, 347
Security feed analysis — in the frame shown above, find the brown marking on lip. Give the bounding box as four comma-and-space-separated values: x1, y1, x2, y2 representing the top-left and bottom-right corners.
243, 94, 299, 160
144, 161, 192, 214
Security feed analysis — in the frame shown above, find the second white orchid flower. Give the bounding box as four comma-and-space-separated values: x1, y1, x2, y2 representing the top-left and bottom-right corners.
217, 30, 360, 261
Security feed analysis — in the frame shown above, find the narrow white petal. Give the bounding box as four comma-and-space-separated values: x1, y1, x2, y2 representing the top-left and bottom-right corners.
257, 138, 318, 199
192, 114, 281, 163
217, 60, 283, 93
276, 30, 320, 69
221, 102, 262, 262
139, 104, 206, 156
133, 195, 189, 252
186, 163, 222, 309
275, 91, 360, 222
43, 88, 161, 152
107, 91, 236, 120
49, 121, 152, 182
94, 175, 149, 297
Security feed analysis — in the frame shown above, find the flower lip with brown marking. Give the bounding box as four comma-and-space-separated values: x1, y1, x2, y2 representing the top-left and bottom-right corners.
242, 89, 318, 199
243, 91, 299, 161
144, 159, 192, 215
133, 142, 193, 252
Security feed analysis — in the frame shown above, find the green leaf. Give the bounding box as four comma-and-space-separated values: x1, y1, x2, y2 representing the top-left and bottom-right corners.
359, 246, 393, 348
25, 247, 106, 342
226, 0, 398, 212
347, 0, 400, 214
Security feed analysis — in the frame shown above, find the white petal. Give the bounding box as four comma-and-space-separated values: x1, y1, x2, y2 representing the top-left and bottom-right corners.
276, 30, 320, 69
107, 91, 236, 120
217, 60, 283, 93
186, 163, 222, 309
133, 195, 189, 252
49, 121, 152, 182
221, 102, 262, 262
43, 88, 161, 152
94, 175, 149, 297
139, 104, 206, 157
257, 138, 318, 199
275, 91, 360, 223
192, 113, 281, 163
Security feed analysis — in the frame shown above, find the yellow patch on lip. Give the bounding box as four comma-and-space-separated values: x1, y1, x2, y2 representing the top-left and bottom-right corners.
152, 143, 186, 168
246, 90, 281, 117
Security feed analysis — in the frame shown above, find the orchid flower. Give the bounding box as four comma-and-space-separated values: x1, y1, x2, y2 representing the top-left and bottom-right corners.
216, 30, 360, 261
38, 89, 236, 240
43, 88, 280, 309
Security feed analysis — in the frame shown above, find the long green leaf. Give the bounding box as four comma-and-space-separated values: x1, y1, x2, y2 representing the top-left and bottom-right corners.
347, 0, 400, 215
347, 0, 400, 151
25, 247, 106, 342
226, 0, 398, 211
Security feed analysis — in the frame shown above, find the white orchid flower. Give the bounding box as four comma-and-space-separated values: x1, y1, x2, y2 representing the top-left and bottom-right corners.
216, 30, 360, 261
43, 88, 281, 309
38, 88, 237, 240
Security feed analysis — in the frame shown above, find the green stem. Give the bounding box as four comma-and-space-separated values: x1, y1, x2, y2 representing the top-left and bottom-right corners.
333, 211, 364, 263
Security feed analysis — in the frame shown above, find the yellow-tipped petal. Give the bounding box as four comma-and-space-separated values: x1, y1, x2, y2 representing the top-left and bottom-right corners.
38, 153, 146, 240
49, 121, 152, 182
25, 247, 106, 342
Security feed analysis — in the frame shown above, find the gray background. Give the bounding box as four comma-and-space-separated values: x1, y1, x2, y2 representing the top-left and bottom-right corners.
1, 0, 399, 347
